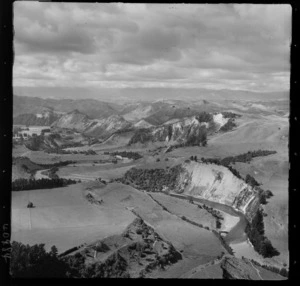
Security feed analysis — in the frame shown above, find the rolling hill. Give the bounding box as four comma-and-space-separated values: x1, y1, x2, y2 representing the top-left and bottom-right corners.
52, 110, 132, 140
13, 95, 122, 119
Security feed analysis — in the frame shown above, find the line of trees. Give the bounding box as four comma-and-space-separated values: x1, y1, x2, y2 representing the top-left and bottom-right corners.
245, 209, 280, 258
221, 112, 242, 119
37, 160, 76, 169
200, 149, 277, 166
200, 203, 224, 229
248, 258, 288, 278
110, 151, 143, 160
12, 178, 77, 192
245, 174, 261, 188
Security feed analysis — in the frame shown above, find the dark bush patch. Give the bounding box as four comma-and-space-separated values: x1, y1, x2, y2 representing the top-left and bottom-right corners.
12, 178, 77, 192
118, 165, 183, 193
245, 209, 280, 258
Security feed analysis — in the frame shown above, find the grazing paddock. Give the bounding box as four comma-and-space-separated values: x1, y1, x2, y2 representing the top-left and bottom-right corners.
11, 183, 135, 253
94, 183, 226, 263
57, 164, 136, 181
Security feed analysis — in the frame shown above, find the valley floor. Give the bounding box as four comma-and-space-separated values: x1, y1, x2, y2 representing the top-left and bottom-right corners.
11, 107, 289, 278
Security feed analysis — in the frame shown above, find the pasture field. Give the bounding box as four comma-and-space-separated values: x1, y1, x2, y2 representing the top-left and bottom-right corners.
12, 181, 226, 273
11, 183, 136, 253
234, 155, 289, 268
149, 192, 217, 229
92, 183, 226, 267
57, 163, 136, 181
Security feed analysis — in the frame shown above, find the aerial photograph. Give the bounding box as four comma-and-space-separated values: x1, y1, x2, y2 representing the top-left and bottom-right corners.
11, 2, 290, 279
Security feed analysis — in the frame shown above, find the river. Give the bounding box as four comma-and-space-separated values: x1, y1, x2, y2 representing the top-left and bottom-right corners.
169, 193, 263, 260
169, 193, 248, 244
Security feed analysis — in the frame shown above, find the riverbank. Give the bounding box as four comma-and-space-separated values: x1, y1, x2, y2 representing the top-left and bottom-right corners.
169, 192, 247, 243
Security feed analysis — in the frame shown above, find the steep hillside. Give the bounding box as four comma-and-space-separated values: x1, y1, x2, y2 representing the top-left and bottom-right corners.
13, 108, 62, 126
128, 112, 234, 147
64, 217, 182, 278
121, 101, 168, 122
209, 115, 289, 152
175, 162, 260, 220
143, 106, 215, 126
100, 130, 136, 148
120, 161, 260, 221
85, 115, 132, 139
53, 110, 94, 132
134, 119, 153, 129
24, 134, 60, 151
12, 157, 41, 181
52, 110, 132, 139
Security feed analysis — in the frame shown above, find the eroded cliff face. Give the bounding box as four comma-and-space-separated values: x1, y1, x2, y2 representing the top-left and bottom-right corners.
173, 162, 260, 221
152, 117, 208, 143
129, 116, 209, 146
129, 113, 231, 146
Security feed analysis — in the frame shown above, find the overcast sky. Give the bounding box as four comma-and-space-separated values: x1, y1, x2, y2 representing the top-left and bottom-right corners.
13, 2, 291, 97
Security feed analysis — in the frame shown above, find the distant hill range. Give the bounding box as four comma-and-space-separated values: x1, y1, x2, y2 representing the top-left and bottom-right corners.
13, 95, 122, 119
13, 93, 289, 148
13, 87, 289, 103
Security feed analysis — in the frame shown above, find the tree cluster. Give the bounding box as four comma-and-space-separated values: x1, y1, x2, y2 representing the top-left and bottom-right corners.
219, 118, 237, 132
110, 151, 143, 160
245, 209, 280, 258
10, 242, 68, 278
25, 135, 45, 151
200, 150, 277, 166
10, 241, 92, 278
196, 112, 213, 123
190, 156, 198, 161
12, 178, 77, 192
119, 165, 183, 192
245, 174, 261, 188
201, 203, 224, 229
259, 190, 274, 205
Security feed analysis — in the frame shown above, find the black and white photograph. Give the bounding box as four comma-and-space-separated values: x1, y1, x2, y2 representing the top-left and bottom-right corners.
10, 2, 290, 279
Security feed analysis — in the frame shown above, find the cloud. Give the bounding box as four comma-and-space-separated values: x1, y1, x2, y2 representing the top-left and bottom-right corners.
13, 3, 291, 93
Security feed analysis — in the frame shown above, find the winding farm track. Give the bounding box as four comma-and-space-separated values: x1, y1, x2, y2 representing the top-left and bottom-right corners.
249, 260, 263, 280
21, 150, 31, 157
180, 255, 224, 278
